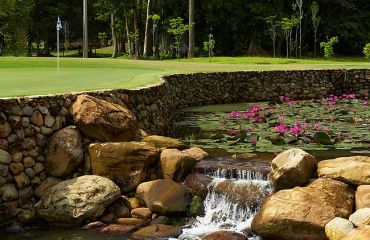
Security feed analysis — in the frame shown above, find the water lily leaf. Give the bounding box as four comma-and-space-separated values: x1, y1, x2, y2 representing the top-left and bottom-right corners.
284, 134, 297, 144
314, 132, 333, 145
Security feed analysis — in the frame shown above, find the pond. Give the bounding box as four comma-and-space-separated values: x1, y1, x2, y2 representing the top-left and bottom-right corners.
174, 94, 370, 157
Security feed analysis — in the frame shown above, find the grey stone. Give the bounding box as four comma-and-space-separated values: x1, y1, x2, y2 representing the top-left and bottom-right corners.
0, 164, 9, 177
25, 168, 35, 178
21, 117, 30, 128
22, 106, 33, 117
7, 134, 17, 144
38, 106, 49, 115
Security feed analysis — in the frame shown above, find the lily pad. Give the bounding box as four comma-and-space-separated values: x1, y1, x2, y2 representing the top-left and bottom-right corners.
314, 132, 333, 145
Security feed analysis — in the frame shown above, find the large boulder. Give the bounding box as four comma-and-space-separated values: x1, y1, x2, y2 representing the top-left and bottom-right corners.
89, 142, 159, 192
269, 148, 317, 191
36, 175, 121, 226
343, 225, 370, 240
182, 147, 209, 161
184, 173, 213, 197
46, 126, 83, 177
212, 179, 271, 208
356, 185, 370, 209
202, 231, 248, 240
71, 95, 137, 142
142, 135, 187, 150
325, 217, 354, 240
252, 178, 354, 240
159, 149, 197, 181
136, 179, 190, 215
318, 156, 370, 186
131, 224, 182, 239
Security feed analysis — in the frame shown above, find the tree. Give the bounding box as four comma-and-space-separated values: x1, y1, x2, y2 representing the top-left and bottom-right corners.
168, 17, 191, 59
188, 0, 195, 58
143, 0, 151, 57
266, 16, 279, 58
151, 13, 160, 58
364, 43, 370, 59
320, 36, 339, 59
203, 33, 215, 61
281, 17, 299, 58
83, 0, 88, 58
295, 0, 303, 58
311, 1, 321, 58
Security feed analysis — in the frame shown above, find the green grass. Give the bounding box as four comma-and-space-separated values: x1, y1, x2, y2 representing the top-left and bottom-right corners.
1, 56, 370, 98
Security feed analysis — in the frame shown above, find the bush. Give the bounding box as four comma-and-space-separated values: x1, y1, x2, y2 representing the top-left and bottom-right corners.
320, 37, 339, 59
364, 43, 370, 59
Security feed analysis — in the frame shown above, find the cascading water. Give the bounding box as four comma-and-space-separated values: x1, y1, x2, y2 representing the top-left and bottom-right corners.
179, 168, 272, 239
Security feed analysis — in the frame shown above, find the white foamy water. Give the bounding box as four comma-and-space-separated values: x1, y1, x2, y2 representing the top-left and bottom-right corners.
180, 168, 271, 239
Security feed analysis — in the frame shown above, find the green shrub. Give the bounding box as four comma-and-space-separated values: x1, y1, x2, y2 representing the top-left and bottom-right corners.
320, 37, 339, 59
364, 43, 370, 59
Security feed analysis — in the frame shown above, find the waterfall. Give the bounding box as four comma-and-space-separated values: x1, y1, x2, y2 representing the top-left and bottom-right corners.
180, 168, 272, 239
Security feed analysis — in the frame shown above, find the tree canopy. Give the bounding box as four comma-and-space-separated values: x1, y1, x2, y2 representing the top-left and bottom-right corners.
0, 0, 369, 57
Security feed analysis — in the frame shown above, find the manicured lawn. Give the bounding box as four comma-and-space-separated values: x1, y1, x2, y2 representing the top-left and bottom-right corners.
1, 56, 370, 98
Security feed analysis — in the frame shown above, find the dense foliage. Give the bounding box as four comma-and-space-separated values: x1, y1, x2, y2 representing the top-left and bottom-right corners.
1, 0, 370, 57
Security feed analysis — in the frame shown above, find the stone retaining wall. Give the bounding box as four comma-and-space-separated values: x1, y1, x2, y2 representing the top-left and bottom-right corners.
0, 68, 370, 223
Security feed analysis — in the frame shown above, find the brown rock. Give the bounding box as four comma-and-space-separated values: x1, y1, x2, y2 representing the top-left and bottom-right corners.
318, 156, 370, 186
142, 135, 187, 150
101, 212, 115, 223
14, 172, 31, 189
33, 162, 44, 175
252, 178, 354, 240
0, 121, 11, 138
184, 173, 213, 197
202, 231, 248, 240
99, 224, 137, 235
46, 126, 83, 177
116, 218, 148, 227
22, 137, 36, 150
89, 142, 159, 192
115, 205, 131, 218
182, 147, 209, 161
131, 208, 152, 220
212, 179, 271, 208
23, 157, 35, 168
18, 209, 36, 224
34, 177, 62, 198
71, 95, 137, 142
136, 179, 190, 215
131, 224, 182, 239
83, 221, 106, 230
30, 111, 44, 126
10, 115, 21, 128
44, 115, 56, 128
356, 185, 370, 210
124, 197, 142, 209
9, 162, 24, 175
159, 149, 197, 181
269, 148, 317, 191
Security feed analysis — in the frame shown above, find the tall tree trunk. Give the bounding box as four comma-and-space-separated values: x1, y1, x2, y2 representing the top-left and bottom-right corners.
111, 14, 118, 58
133, 0, 140, 58
143, 0, 151, 56
188, 0, 195, 58
83, 0, 89, 58
123, 1, 132, 56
